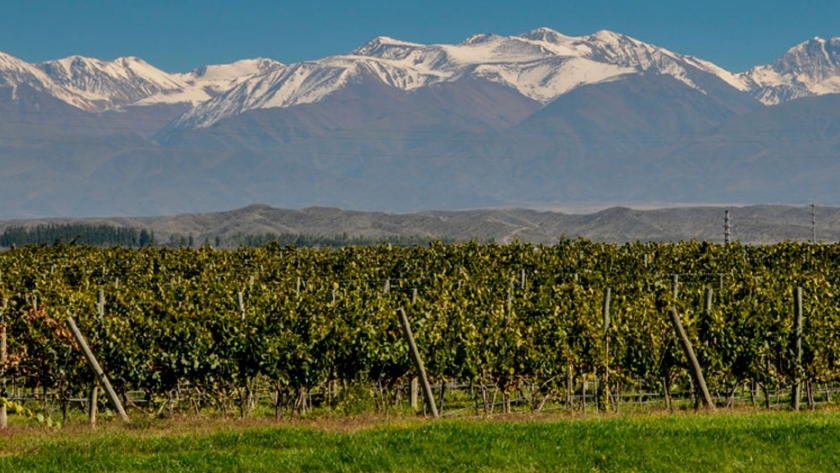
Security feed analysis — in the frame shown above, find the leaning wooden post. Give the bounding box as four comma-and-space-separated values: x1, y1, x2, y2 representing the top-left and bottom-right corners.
792, 286, 803, 411
65, 317, 129, 422
409, 290, 419, 409
702, 288, 714, 407
668, 308, 715, 410
0, 298, 7, 429
397, 308, 438, 418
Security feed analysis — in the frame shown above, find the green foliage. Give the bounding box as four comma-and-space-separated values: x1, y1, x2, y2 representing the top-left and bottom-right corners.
0, 397, 60, 428
0, 239, 839, 410
331, 380, 377, 415
226, 232, 469, 248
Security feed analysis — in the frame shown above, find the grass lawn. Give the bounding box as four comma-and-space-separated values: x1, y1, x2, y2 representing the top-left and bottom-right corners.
1, 410, 839, 472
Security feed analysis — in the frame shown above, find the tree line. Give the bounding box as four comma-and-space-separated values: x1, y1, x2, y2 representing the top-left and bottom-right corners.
0, 224, 471, 249
0, 224, 155, 248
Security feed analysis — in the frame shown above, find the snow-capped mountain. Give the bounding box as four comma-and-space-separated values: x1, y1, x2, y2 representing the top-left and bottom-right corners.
3, 28, 840, 122
174, 58, 284, 94
0, 51, 96, 110
174, 27, 750, 128
136, 58, 285, 107
740, 37, 840, 105
1, 51, 282, 112
37, 55, 194, 110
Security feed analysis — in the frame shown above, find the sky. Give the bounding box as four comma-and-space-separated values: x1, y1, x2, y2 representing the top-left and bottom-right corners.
0, 0, 838, 73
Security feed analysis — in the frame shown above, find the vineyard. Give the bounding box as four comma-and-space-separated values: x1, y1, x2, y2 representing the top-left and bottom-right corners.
1, 239, 839, 425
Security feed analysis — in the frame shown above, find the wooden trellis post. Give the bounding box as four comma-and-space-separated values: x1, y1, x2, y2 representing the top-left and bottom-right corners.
598, 288, 611, 411
97, 288, 105, 317
66, 317, 129, 422
792, 286, 803, 411
397, 308, 438, 418
668, 308, 715, 410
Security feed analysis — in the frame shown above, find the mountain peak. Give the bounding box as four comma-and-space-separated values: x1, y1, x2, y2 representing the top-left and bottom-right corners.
773, 36, 840, 71
49, 54, 96, 72
461, 33, 503, 45
49, 54, 148, 69
186, 58, 283, 80
153, 58, 285, 106
519, 27, 573, 44
4, 29, 837, 122
589, 30, 631, 44
524, 26, 560, 35
114, 55, 147, 65
36, 54, 188, 109
738, 35, 840, 105
352, 36, 424, 58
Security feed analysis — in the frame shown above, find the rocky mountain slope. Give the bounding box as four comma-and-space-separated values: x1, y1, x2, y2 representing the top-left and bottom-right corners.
2, 28, 837, 117
740, 37, 840, 105
170, 28, 749, 128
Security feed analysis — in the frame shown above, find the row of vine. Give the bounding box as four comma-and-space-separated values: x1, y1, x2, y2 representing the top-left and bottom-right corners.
1, 239, 837, 415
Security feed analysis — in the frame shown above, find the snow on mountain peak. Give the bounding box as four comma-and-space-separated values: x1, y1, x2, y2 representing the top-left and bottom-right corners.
139, 58, 286, 107
5, 29, 838, 125
461, 33, 504, 45
589, 29, 626, 43
1, 48, 288, 111
186, 58, 283, 81
176, 58, 284, 88
518, 27, 574, 44
0, 50, 98, 110
739, 36, 840, 104
175, 28, 754, 128
351, 36, 425, 60
37, 54, 190, 109
780, 37, 840, 72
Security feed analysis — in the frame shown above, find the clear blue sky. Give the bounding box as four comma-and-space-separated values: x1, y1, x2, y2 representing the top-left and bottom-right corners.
1, 0, 838, 73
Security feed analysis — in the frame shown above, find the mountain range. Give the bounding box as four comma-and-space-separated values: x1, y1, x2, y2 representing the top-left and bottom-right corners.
0, 204, 833, 246
1, 28, 839, 218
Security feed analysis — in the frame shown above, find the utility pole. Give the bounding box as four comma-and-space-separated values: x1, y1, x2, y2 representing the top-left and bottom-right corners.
724, 210, 731, 245
811, 204, 816, 244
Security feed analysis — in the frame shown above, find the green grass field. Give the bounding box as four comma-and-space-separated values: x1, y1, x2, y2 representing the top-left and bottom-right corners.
2, 411, 839, 472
